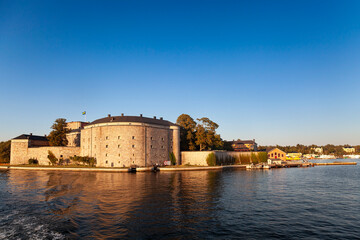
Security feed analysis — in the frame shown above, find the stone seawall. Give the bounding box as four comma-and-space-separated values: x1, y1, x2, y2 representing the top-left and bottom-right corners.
181, 151, 264, 166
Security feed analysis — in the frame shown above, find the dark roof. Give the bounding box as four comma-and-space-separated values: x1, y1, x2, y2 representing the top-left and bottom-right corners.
13, 134, 48, 141
88, 115, 177, 127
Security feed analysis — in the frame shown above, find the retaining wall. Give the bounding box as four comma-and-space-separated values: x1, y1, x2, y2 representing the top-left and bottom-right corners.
181, 151, 265, 166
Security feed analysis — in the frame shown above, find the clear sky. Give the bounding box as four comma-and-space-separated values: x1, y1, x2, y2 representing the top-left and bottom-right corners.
1, 0, 360, 145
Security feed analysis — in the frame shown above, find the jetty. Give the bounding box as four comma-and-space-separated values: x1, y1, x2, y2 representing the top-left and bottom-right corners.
314, 162, 357, 166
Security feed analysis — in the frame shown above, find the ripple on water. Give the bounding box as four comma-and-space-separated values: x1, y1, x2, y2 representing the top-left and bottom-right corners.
0, 166, 359, 239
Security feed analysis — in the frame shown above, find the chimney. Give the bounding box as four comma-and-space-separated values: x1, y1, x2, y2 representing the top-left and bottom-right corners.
121, 113, 124, 116
140, 114, 143, 117
108, 114, 111, 117
160, 117, 163, 120
153, 116, 156, 119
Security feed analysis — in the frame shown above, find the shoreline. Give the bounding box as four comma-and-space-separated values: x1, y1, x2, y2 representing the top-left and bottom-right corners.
0, 165, 247, 172
0, 161, 356, 172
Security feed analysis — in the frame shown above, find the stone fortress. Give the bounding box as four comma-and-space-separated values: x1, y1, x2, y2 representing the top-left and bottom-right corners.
10, 114, 180, 167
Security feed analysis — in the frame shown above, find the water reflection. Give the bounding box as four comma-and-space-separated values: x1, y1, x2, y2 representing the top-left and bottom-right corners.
1, 165, 360, 239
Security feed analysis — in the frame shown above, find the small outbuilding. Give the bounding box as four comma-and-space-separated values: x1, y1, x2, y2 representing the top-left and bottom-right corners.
267, 148, 286, 161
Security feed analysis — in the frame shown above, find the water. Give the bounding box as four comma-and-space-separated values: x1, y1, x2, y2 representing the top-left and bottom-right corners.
1, 161, 359, 239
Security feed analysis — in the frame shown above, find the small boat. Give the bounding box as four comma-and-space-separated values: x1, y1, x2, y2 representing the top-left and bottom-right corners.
263, 165, 271, 169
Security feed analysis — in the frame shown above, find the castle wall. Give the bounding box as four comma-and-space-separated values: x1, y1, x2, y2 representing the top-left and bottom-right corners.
81, 122, 177, 167
10, 139, 80, 165
181, 151, 214, 166
171, 126, 180, 165
66, 132, 80, 147
181, 151, 260, 166
27, 147, 80, 165
10, 140, 29, 165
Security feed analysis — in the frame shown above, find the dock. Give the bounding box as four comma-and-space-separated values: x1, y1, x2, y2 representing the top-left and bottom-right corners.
314, 162, 357, 166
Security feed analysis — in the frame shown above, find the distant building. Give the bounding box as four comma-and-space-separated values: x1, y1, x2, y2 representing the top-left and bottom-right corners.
229, 139, 257, 152
343, 147, 355, 153
267, 148, 286, 161
311, 147, 323, 154
287, 152, 302, 159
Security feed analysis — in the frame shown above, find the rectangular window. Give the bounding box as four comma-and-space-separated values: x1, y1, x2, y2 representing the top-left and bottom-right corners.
105, 153, 108, 157
118, 145, 120, 148
161, 146, 164, 149
151, 145, 153, 148
118, 136, 120, 140
132, 145, 135, 148
151, 137, 153, 140
132, 136, 135, 139
106, 136, 108, 140
106, 145, 108, 148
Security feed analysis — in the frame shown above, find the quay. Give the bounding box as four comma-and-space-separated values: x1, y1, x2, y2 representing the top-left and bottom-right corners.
0, 165, 247, 172
314, 162, 357, 166
0, 161, 356, 172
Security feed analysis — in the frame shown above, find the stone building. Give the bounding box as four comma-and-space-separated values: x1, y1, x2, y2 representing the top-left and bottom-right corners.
10, 134, 80, 165
10, 114, 180, 167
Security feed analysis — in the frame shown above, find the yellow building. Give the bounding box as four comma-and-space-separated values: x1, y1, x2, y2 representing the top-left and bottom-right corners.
267, 148, 286, 161
286, 152, 302, 160
343, 147, 355, 153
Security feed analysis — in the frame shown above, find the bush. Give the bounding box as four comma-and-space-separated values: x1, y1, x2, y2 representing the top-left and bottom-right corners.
258, 152, 268, 162
234, 155, 241, 164
70, 156, 96, 167
240, 154, 251, 164
251, 153, 259, 164
169, 152, 177, 165
28, 158, 38, 165
206, 153, 217, 166
47, 151, 58, 166
216, 155, 235, 165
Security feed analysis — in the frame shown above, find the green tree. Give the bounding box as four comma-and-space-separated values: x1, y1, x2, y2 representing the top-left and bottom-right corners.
0, 140, 11, 163
47, 118, 70, 146
176, 114, 197, 151
47, 150, 58, 165
195, 117, 223, 151
169, 152, 177, 165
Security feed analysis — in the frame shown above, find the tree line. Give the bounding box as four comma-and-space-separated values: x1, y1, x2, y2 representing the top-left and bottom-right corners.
176, 114, 233, 151
259, 144, 360, 156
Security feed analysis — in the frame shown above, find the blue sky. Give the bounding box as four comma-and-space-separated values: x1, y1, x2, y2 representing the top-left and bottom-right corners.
1, 0, 360, 145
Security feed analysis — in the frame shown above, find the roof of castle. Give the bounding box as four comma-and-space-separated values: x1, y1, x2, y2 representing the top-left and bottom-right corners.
88, 115, 178, 127
13, 134, 48, 141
